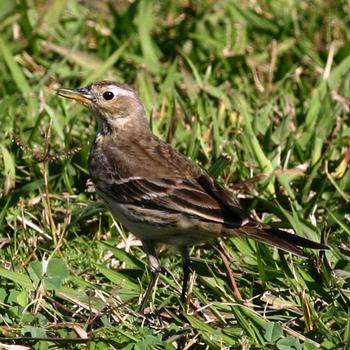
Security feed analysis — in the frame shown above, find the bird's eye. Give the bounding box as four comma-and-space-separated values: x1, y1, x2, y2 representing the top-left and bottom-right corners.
102, 91, 114, 100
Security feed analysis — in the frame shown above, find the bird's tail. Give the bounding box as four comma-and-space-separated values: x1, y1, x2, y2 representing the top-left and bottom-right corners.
234, 226, 328, 257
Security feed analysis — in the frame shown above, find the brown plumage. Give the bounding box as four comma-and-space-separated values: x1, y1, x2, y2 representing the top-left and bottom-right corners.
57, 81, 328, 311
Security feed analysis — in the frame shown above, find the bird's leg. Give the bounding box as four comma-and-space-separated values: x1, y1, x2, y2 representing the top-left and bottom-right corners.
180, 246, 191, 301
139, 240, 161, 313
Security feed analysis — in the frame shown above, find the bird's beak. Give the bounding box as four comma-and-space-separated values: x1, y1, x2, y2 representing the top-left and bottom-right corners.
57, 87, 94, 104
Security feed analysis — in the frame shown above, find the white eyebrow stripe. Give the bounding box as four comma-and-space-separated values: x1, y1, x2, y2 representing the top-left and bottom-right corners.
107, 85, 135, 97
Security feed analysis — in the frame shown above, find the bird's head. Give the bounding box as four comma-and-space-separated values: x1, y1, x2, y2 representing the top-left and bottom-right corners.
57, 81, 148, 130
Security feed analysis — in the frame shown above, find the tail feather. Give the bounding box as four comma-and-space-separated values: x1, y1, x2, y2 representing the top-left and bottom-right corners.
236, 226, 328, 257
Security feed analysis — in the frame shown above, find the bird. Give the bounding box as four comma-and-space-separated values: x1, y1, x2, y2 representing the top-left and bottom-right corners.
57, 80, 328, 312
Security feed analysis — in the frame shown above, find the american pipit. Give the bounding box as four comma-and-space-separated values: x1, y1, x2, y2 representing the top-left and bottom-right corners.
57, 81, 328, 311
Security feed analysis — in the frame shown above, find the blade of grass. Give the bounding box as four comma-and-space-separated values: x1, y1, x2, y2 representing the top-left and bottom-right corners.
236, 94, 275, 195
1, 144, 16, 194
0, 267, 32, 288
39, 0, 68, 29
82, 41, 129, 85
135, 0, 159, 71
301, 54, 350, 146
97, 265, 140, 290
0, 35, 31, 93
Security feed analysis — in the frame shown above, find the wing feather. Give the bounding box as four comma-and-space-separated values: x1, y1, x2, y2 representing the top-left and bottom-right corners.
97, 174, 246, 227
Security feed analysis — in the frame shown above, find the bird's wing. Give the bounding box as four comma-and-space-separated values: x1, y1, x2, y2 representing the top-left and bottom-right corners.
195, 173, 328, 254
98, 172, 328, 255
98, 172, 248, 227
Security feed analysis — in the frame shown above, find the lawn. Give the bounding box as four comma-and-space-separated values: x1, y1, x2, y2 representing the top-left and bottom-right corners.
0, 0, 349, 349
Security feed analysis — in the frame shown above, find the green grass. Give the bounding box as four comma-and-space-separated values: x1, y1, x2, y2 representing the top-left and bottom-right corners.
0, 0, 349, 349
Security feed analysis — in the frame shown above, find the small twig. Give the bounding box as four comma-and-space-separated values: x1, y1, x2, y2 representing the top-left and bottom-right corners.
42, 121, 57, 245
13, 132, 82, 163
323, 41, 337, 80
13, 129, 82, 249
215, 244, 242, 301
0, 337, 90, 344
268, 39, 278, 91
